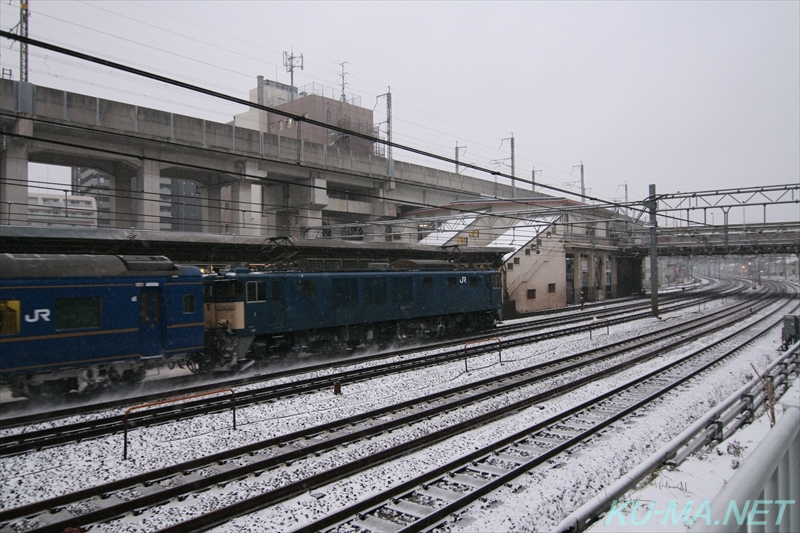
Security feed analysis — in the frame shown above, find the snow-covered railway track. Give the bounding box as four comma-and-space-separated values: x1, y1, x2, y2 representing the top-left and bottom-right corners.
0, 278, 734, 430
289, 311, 800, 533
0, 287, 792, 533
0, 283, 746, 457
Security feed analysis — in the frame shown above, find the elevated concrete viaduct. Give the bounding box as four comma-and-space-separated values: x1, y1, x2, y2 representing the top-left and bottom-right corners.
0, 79, 515, 239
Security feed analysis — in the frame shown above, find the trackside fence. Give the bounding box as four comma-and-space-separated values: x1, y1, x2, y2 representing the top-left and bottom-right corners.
554, 341, 800, 533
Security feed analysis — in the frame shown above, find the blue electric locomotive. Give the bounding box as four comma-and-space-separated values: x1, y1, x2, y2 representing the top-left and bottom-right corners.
199, 262, 503, 369
0, 254, 205, 397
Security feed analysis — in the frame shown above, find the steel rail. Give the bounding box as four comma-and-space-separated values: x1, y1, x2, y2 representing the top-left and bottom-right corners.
0, 280, 722, 428
1, 287, 790, 532
289, 307, 800, 533
0, 283, 746, 456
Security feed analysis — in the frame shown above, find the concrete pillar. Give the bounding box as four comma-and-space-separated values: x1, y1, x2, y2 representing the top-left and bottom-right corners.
202, 184, 222, 234
298, 208, 322, 238
244, 161, 266, 236
579, 253, 589, 301
230, 179, 256, 236
370, 181, 395, 221
261, 183, 286, 238
0, 119, 32, 225
588, 253, 596, 301
609, 255, 618, 298
133, 159, 162, 231
109, 162, 135, 229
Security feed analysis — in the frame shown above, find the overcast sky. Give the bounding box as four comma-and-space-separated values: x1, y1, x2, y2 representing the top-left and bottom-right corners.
1, 1, 798, 219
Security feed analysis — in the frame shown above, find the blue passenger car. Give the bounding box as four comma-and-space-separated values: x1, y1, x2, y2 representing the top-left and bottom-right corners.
202, 262, 502, 365
0, 254, 205, 396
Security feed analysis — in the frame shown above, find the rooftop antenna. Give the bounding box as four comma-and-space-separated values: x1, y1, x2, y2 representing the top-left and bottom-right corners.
337, 61, 349, 102
283, 49, 303, 101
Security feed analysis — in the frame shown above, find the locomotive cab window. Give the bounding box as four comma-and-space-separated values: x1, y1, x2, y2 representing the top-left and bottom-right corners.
247, 281, 267, 302
215, 280, 243, 300
0, 300, 21, 335
56, 297, 102, 330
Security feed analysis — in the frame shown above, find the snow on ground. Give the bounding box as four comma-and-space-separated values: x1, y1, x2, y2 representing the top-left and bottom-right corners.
586, 378, 800, 533
0, 288, 795, 533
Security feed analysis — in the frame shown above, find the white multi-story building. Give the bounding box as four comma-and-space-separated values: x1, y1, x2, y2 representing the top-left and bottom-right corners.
27, 193, 97, 228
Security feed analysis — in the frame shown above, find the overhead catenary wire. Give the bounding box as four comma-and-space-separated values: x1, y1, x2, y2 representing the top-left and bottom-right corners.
1, 29, 637, 211
9, 1, 619, 197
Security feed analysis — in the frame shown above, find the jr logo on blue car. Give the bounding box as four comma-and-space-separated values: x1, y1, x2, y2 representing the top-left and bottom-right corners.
24, 309, 51, 322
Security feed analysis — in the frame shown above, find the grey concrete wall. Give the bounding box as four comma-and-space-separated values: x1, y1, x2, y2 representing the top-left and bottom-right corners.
137, 107, 172, 139
34, 86, 66, 120
173, 114, 205, 145
99, 100, 136, 131
0, 79, 510, 198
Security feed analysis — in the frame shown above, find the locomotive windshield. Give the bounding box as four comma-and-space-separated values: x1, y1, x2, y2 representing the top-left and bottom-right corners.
209, 279, 244, 300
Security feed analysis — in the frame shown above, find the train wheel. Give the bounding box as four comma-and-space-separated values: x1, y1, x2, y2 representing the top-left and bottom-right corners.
120, 368, 146, 386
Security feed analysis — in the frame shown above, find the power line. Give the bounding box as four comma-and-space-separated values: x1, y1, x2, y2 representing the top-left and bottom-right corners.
3, 30, 688, 232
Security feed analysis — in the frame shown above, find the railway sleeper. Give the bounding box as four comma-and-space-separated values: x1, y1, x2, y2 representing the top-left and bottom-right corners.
513, 443, 549, 455
386, 498, 435, 519
356, 512, 406, 532
468, 462, 510, 476
419, 484, 462, 503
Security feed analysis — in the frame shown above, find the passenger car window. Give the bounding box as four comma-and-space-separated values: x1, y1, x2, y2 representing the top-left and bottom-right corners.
183, 294, 195, 314
56, 297, 101, 330
0, 300, 20, 334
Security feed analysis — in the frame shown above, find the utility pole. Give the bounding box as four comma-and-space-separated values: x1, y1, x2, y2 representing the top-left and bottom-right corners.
377, 87, 393, 176
511, 134, 515, 198
646, 184, 659, 317
500, 134, 515, 198
283, 50, 303, 101
455, 143, 467, 174
386, 87, 391, 164
571, 161, 586, 202
532, 168, 541, 194
20, 0, 29, 82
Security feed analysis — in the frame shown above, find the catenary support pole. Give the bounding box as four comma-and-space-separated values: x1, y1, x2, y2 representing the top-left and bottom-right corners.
648, 184, 659, 317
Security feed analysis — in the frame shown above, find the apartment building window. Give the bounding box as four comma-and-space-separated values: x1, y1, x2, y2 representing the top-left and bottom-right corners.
548, 283, 556, 293
527, 289, 536, 299
469, 230, 480, 238
514, 257, 520, 264
457, 237, 468, 246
